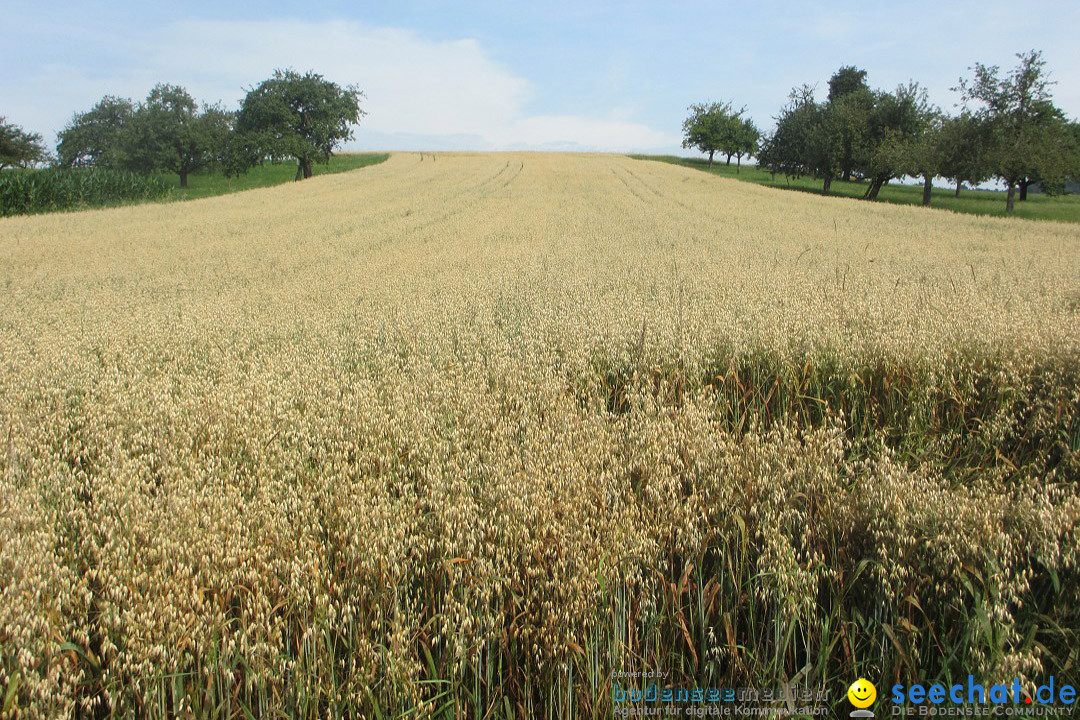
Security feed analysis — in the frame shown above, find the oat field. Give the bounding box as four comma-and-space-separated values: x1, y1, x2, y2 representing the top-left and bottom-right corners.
1, 153, 1078, 718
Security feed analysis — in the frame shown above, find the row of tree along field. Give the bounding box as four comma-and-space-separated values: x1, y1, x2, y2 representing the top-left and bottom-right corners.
682, 51, 1080, 214
0, 68, 363, 215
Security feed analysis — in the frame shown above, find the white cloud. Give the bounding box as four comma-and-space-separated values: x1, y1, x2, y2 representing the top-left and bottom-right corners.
5, 18, 679, 153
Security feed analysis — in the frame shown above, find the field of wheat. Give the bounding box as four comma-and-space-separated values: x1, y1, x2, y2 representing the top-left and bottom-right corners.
1, 153, 1078, 718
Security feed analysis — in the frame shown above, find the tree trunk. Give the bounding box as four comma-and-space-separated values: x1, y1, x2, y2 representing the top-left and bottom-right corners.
922, 174, 933, 207
736, 154, 741, 174
823, 176, 832, 193
1006, 182, 1015, 214
294, 159, 314, 180
955, 179, 962, 197
725, 154, 732, 166
842, 169, 851, 182
708, 150, 714, 167
865, 176, 886, 201
179, 171, 188, 189
1019, 178, 1029, 201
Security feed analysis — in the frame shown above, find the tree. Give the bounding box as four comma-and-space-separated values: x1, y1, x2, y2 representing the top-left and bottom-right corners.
715, 108, 758, 169
789, 66, 874, 186
126, 84, 232, 188
1014, 106, 1071, 200
858, 83, 932, 200
937, 113, 992, 196
682, 101, 734, 166
236, 69, 365, 180
0, 117, 49, 169
856, 87, 944, 206
56, 96, 135, 169
826, 86, 874, 182
759, 86, 834, 188
219, 127, 264, 179
956, 50, 1065, 213
730, 117, 760, 172
903, 109, 946, 207
761, 69, 874, 193
827, 65, 869, 104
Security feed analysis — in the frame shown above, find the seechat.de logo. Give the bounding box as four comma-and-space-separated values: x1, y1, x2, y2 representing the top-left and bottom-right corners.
891, 676, 1077, 708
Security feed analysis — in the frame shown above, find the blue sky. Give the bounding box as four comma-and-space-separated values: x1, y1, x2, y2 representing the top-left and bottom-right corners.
2, 1, 1078, 155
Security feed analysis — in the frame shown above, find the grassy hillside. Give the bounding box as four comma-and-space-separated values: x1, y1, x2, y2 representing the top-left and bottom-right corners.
167, 152, 390, 200
1, 153, 1076, 718
632, 154, 1080, 223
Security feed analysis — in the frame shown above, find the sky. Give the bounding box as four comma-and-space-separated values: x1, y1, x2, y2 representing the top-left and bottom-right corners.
2, 1, 1079, 157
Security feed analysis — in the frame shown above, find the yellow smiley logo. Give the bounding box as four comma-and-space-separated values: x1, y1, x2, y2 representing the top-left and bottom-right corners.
848, 678, 877, 708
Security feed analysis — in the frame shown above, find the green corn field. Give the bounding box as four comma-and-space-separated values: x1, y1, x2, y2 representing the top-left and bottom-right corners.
0, 168, 172, 217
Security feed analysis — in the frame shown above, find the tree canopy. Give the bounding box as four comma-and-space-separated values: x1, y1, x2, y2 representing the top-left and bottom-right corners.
725, 116, 760, 171
757, 86, 828, 183
236, 69, 365, 180
937, 113, 993, 196
126, 84, 233, 187
827, 66, 869, 104
826, 84, 874, 182
0, 117, 49, 170
858, 82, 935, 200
956, 50, 1071, 212
681, 102, 733, 166
56, 96, 135, 169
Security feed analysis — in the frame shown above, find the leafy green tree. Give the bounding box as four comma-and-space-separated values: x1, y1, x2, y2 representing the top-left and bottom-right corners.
826, 86, 874, 182
0, 117, 49, 169
859, 83, 932, 200
56, 96, 135, 169
712, 108, 760, 170
903, 109, 946, 207
754, 131, 778, 178
236, 69, 365, 180
1015, 107, 1072, 199
956, 50, 1066, 213
219, 128, 264, 179
729, 117, 760, 172
682, 101, 735, 167
762, 68, 873, 192
125, 84, 232, 188
855, 87, 944, 206
789, 66, 874, 186
759, 86, 833, 187
937, 114, 992, 196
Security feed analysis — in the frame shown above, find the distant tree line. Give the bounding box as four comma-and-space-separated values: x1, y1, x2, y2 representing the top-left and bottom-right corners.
0, 69, 364, 189
685, 51, 1080, 214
